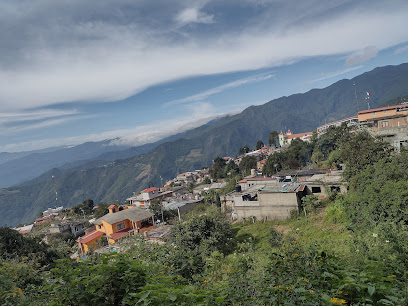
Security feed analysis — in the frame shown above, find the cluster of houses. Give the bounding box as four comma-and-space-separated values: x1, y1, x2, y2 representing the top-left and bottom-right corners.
221, 169, 346, 222
15, 102, 408, 256
317, 103, 408, 151
14, 205, 87, 237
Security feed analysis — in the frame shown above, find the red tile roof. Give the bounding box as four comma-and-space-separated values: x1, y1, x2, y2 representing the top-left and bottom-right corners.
286, 131, 313, 139
35, 215, 53, 222
108, 204, 117, 209
78, 230, 104, 244
142, 187, 158, 193
110, 228, 133, 241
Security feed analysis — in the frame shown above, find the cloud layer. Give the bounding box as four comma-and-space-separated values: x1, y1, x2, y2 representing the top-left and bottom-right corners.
1, 0, 407, 112
0, 0, 407, 151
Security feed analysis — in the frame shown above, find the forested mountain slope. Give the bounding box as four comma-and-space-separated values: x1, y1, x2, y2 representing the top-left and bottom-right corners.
2, 63, 408, 226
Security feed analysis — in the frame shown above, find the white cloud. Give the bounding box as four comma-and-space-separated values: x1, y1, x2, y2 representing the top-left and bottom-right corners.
176, 7, 214, 24
345, 46, 378, 66
0, 112, 225, 152
305, 65, 363, 84
0, 114, 95, 135
165, 72, 274, 107
0, 109, 79, 124
0, 1, 407, 113
394, 44, 408, 55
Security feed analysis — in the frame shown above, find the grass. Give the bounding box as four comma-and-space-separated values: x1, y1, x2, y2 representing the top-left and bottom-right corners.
233, 206, 352, 257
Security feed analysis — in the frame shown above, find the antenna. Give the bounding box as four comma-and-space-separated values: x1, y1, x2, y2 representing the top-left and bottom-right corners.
353, 82, 359, 111
365, 92, 371, 109
52, 175, 58, 207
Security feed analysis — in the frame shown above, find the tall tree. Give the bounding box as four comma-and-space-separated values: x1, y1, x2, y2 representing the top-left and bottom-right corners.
256, 140, 264, 150
268, 131, 278, 147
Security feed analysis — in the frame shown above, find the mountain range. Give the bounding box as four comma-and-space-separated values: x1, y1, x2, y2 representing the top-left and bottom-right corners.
2, 63, 408, 227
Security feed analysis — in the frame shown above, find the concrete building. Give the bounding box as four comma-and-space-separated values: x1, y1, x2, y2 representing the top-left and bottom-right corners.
231, 184, 306, 221
127, 187, 174, 208
358, 104, 408, 151
42, 206, 64, 217
303, 170, 347, 199
274, 169, 327, 182
49, 220, 87, 237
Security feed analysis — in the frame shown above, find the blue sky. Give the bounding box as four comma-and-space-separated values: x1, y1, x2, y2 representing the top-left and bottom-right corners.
0, 0, 408, 152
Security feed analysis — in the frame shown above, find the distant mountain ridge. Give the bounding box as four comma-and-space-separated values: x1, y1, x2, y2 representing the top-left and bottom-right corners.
0, 140, 134, 188
2, 63, 408, 226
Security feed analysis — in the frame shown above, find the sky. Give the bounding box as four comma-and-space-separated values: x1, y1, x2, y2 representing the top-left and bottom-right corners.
1, 0, 408, 152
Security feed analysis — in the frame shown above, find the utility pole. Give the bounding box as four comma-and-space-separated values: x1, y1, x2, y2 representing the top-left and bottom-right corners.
52, 175, 58, 207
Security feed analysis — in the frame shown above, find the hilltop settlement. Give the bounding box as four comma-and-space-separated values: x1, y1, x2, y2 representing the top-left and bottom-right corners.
12, 102, 408, 257
2, 98, 408, 304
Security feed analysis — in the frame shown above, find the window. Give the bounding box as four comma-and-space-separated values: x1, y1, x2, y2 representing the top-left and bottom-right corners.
311, 187, 321, 193
381, 121, 389, 128
383, 110, 387, 114
116, 222, 125, 231
372, 112, 376, 116
330, 186, 340, 193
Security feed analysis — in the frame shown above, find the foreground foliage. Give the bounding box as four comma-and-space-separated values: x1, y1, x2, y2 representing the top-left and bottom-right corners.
1, 130, 408, 305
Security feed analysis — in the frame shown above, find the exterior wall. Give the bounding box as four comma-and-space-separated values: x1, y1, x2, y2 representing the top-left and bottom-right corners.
358, 107, 408, 123
79, 235, 104, 254
233, 192, 300, 221
304, 183, 347, 199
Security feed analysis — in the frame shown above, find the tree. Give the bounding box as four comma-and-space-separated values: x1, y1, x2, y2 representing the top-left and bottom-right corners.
73, 199, 94, 216
340, 131, 390, 180
93, 203, 110, 218
268, 131, 278, 147
209, 157, 226, 180
48, 254, 147, 305
239, 155, 257, 176
238, 144, 250, 155
148, 199, 163, 220
311, 150, 324, 164
256, 140, 264, 150
202, 176, 211, 184
168, 209, 233, 278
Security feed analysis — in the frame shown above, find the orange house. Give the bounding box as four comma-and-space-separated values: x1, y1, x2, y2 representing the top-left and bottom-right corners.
77, 205, 154, 254
358, 104, 408, 131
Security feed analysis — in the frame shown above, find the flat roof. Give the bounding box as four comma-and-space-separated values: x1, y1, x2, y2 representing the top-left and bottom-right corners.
358, 104, 408, 115
274, 169, 326, 177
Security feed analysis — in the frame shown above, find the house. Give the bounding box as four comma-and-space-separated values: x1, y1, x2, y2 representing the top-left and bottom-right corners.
358, 104, 408, 151
274, 169, 327, 183
42, 206, 64, 217
230, 183, 307, 221
127, 187, 173, 208
77, 205, 154, 254
303, 170, 347, 199
14, 224, 34, 235
34, 215, 54, 226
279, 130, 313, 146
237, 176, 275, 190
49, 220, 87, 237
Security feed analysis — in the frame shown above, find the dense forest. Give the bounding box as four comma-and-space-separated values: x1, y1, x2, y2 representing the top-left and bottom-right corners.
1, 126, 407, 305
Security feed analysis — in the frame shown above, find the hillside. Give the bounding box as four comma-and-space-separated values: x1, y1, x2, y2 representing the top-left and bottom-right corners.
2, 63, 408, 226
